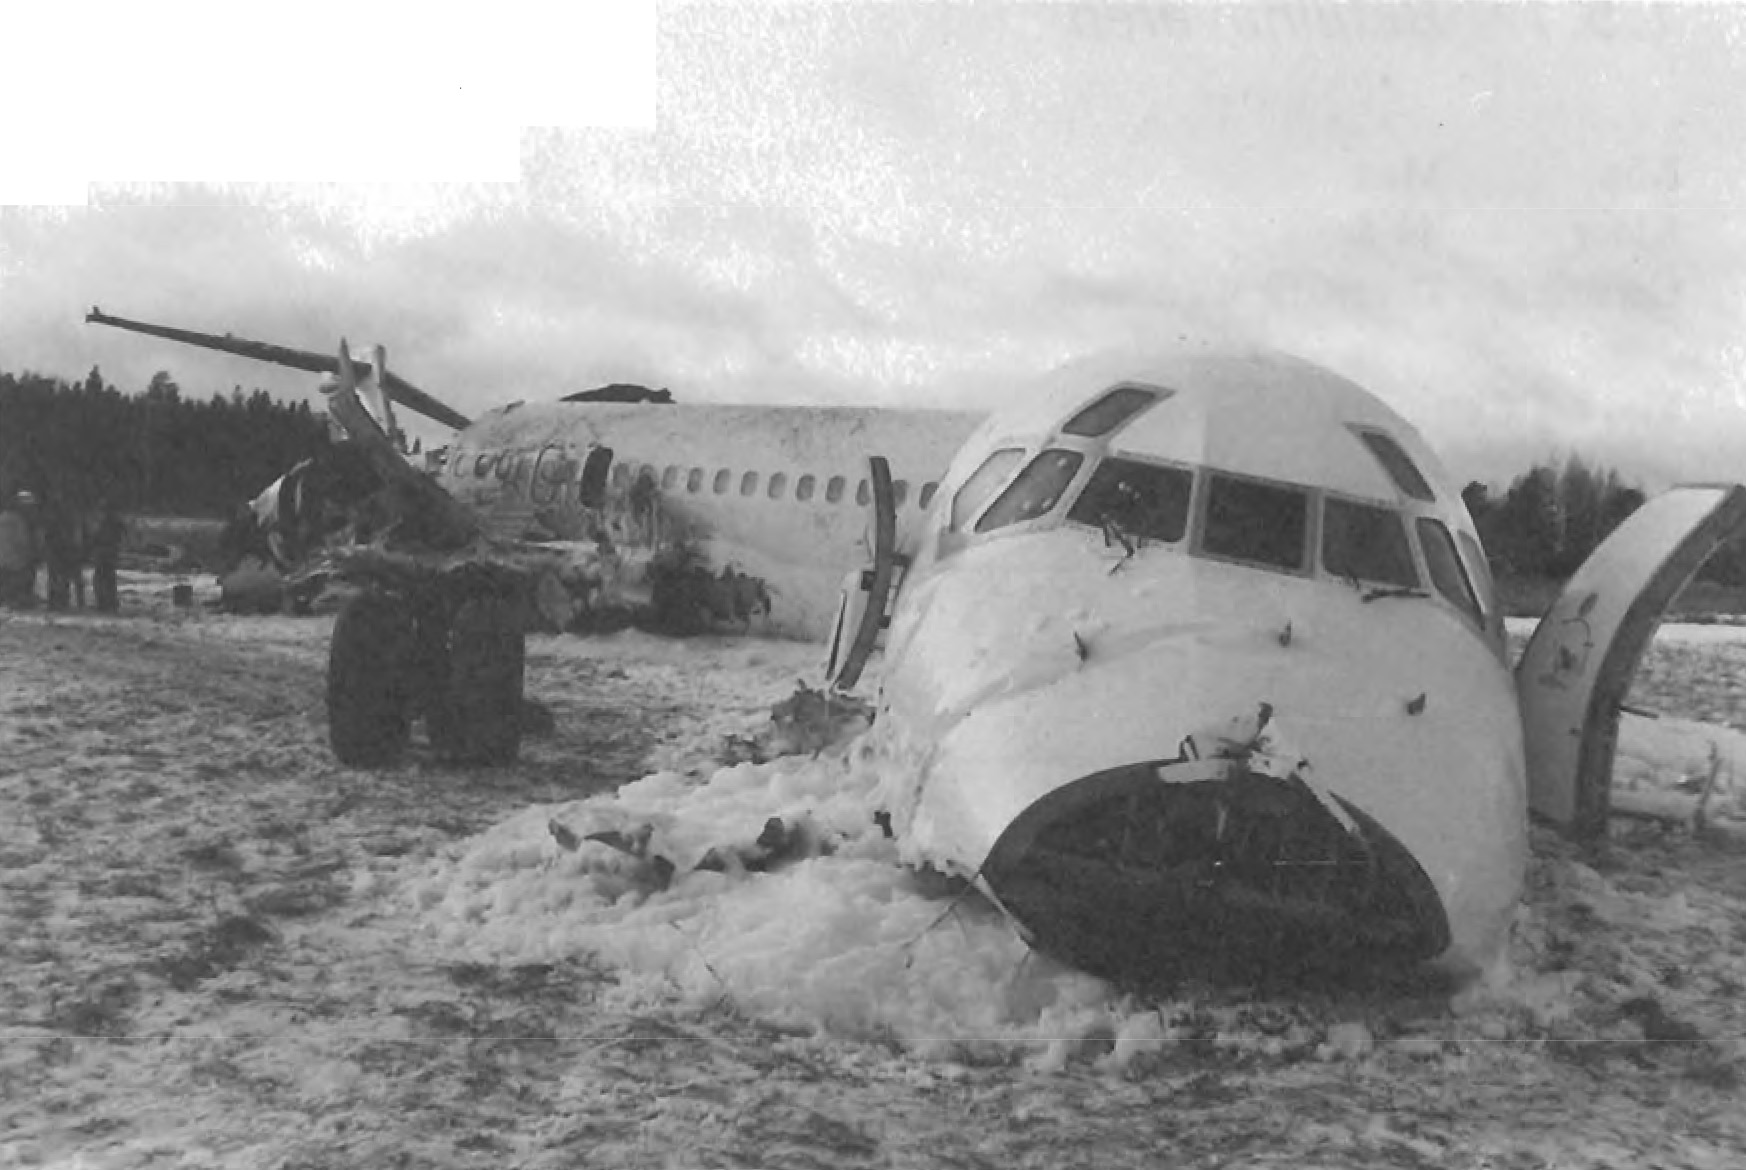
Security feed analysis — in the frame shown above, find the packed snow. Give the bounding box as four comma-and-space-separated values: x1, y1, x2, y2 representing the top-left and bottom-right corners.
4, 574, 1745, 1168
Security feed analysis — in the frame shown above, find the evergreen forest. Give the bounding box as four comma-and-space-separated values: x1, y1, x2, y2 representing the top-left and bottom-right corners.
0, 367, 331, 518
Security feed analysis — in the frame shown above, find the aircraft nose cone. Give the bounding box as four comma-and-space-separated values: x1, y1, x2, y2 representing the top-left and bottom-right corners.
979, 758, 1453, 987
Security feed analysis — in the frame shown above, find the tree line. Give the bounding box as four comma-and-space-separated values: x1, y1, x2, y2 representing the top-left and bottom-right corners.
0, 367, 331, 518
1463, 453, 1746, 587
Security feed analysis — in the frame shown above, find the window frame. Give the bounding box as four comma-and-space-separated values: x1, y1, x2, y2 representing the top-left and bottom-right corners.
1065, 452, 1198, 547
1317, 492, 1422, 590
950, 446, 1026, 532
1415, 516, 1485, 627
974, 448, 1087, 535
1191, 468, 1315, 577
1349, 425, 1437, 503
1060, 383, 1170, 438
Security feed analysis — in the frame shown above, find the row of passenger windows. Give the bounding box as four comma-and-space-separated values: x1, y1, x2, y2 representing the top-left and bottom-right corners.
455, 444, 943, 513
611, 460, 940, 512
955, 446, 1489, 627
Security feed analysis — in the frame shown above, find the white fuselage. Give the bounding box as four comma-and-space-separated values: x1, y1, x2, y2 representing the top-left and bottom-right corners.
440, 401, 983, 639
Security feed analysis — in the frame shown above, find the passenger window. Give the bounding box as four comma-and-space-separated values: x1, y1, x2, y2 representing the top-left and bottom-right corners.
1062, 386, 1165, 437
950, 448, 1024, 530
893, 480, 909, 509
1355, 429, 1436, 502
687, 468, 704, 493
826, 476, 845, 503
661, 465, 680, 490
1321, 498, 1418, 588
741, 471, 759, 497
713, 469, 731, 495
769, 472, 787, 499
1416, 518, 1483, 623
612, 463, 630, 489
1201, 474, 1308, 571
796, 474, 816, 501
976, 449, 1085, 534
1068, 457, 1193, 543
919, 482, 938, 510
473, 452, 493, 478
856, 479, 870, 506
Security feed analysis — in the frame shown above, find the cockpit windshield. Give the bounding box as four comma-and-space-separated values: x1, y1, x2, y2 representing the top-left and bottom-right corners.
976, 449, 1085, 533
1201, 474, 1309, 571
1067, 457, 1193, 543
1322, 497, 1419, 588
951, 447, 1024, 530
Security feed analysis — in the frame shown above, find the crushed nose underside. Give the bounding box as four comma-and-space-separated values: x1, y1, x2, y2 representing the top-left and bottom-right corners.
980, 760, 1452, 985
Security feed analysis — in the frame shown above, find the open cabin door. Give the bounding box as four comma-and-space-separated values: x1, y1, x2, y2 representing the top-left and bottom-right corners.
825, 456, 899, 691
1516, 484, 1746, 839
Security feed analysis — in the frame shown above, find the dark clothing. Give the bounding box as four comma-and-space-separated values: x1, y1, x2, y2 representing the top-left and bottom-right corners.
90, 508, 125, 613
43, 506, 85, 612
0, 508, 37, 608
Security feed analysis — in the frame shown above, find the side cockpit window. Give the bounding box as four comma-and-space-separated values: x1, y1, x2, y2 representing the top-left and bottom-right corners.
1417, 517, 1483, 624
1321, 498, 1418, 588
1354, 428, 1436, 503
950, 447, 1024, 530
1067, 457, 1193, 543
1201, 474, 1309, 571
1062, 386, 1166, 437
976, 449, 1085, 533
1457, 529, 1499, 621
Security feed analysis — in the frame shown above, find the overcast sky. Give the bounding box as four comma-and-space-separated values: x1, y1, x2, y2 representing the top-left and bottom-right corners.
3, 2, 1744, 489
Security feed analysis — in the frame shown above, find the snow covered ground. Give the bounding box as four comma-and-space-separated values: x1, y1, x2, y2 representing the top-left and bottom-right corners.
3, 576, 1744, 1168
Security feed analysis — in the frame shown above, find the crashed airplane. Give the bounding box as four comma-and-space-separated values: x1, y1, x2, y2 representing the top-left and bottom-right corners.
88, 309, 1746, 985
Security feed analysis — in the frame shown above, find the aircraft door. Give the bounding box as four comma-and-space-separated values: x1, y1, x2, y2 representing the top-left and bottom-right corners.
1516, 484, 1746, 838
826, 456, 898, 691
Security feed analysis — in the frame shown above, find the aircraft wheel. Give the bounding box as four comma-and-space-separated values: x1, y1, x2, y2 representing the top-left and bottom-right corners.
434, 593, 525, 765
327, 592, 415, 768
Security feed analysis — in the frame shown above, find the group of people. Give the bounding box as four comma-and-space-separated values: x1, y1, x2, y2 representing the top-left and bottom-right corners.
0, 490, 126, 612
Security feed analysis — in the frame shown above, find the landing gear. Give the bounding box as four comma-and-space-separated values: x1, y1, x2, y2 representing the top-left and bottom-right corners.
327, 593, 416, 767
427, 593, 526, 765
325, 577, 527, 768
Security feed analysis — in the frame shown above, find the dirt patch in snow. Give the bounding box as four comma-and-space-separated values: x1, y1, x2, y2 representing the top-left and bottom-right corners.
2, 594, 1744, 1169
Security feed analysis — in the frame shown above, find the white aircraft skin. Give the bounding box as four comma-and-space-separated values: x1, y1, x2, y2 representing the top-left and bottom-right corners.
867, 349, 1529, 984
441, 401, 983, 639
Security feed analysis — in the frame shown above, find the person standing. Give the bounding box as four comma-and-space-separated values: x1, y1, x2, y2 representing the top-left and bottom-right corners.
90, 498, 126, 614
43, 495, 85, 612
0, 493, 33, 607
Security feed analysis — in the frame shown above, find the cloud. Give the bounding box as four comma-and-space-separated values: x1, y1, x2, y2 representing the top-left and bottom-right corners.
5, 3, 1745, 491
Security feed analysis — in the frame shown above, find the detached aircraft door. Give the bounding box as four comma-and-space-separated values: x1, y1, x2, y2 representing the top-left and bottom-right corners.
1517, 484, 1746, 839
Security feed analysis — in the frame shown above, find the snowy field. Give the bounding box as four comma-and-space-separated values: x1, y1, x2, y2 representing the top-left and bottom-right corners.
4, 574, 1745, 1169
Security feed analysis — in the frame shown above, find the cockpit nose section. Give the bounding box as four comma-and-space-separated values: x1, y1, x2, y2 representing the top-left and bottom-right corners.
980, 756, 1453, 986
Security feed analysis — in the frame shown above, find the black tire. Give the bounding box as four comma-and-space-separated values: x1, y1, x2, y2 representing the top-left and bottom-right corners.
433, 594, 525, 765
327, 592, 415, 767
